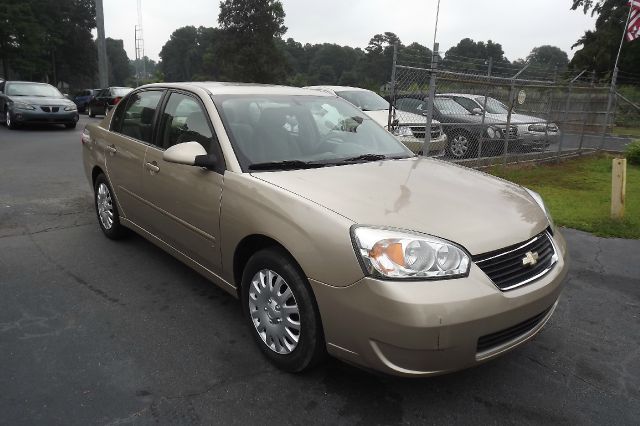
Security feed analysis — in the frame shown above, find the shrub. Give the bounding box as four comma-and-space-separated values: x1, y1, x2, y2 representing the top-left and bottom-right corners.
626, 140, 640, 165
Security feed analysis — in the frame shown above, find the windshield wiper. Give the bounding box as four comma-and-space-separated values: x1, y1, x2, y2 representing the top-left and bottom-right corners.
338, 154, 389, 163
248, 160, 327, 171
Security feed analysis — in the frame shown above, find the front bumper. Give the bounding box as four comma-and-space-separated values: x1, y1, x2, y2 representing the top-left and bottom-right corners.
520, 131, 560, 149
399, 133, 447, 156
11, 109, 79, 125
310, 229, 568, 377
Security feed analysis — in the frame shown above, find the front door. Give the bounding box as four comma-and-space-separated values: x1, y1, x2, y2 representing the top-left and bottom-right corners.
138, 91, 225, 274
103, 89, 164, 226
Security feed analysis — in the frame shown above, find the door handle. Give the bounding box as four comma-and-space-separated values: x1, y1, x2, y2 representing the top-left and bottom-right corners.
105, 144, 117, 155
145, 161, 160, 173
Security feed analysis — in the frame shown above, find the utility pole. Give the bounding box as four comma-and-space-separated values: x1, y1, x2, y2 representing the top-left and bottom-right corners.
95, 0, 108, 88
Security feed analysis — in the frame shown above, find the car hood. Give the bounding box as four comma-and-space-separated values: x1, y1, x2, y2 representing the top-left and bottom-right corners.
8, 95, 72, 106
364, 109, 441, 127
253, 157, 548, 255
485, 112, 545, 124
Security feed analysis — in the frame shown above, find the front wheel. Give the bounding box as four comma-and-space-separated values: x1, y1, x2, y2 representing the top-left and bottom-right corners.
6, 111, 18, 129
447, 131, 476, 159
65, 122, 77, 129
94, 174, 127, 239
241, 248, 325, 373
88, 106, 96, 118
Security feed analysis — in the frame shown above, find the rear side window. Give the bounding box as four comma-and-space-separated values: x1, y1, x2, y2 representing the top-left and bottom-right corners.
117, 90, 164, 143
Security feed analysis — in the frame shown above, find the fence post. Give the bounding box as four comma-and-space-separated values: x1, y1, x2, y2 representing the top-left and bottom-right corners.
611, 158, 627, 219
599, 68, 618, 150
557, 70, 585, 162
477, 57, 493, 161
388, 43, 398, 130
422, 42, 439, 155
577, 70, 596, 154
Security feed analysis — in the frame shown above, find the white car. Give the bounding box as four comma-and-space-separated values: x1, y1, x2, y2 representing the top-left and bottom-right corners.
440, 93, 559, 151
305, 85, 447, 155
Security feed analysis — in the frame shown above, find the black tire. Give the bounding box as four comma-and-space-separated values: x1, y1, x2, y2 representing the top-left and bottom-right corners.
65, 123, 77, 129
88, 106, 96, 118
5, 110, 18, 129
93, 174, 128, 240
241, 248, 325, 373
447, 130, 477, 159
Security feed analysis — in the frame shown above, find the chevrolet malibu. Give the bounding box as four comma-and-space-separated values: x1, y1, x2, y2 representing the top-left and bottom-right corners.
82, 82, 568, 376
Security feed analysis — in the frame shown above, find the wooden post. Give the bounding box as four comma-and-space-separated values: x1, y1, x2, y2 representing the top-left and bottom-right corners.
611, 158, 627, 219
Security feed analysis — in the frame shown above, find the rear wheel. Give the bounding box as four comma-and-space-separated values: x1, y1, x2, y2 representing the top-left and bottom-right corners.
88, 106, 96, 118
241, 248, 325, 373
94, 174, 127, 240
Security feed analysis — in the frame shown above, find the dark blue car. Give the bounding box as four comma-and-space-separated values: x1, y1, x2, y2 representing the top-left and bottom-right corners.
73, 89, 99, 113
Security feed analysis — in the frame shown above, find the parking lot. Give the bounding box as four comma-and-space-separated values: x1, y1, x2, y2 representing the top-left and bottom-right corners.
1, 116, 639, 425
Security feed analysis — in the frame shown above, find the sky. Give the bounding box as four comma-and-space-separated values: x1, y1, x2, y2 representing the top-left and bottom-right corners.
100, 0, 598, 63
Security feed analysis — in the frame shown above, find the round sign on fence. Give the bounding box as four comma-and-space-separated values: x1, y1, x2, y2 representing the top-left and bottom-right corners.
517, 90, 526, 105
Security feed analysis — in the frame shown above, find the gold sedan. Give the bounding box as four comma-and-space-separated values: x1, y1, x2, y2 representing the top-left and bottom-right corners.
82, 82, 568, 376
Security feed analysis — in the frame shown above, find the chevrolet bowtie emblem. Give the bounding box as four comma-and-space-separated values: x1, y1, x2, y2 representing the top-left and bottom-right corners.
522, 251, 539, 267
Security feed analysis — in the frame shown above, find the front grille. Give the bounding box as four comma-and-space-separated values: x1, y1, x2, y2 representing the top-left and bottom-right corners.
40, 106, 59, 113
409, 125, 441, 139
473, 230, 556, 291
477, 306, 552, 353
507, 125, 517, 138
410, 126, 425, 139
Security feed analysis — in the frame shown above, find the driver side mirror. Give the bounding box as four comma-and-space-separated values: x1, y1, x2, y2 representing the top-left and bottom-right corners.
163, 142, 217, 169
471, 107, 483, 115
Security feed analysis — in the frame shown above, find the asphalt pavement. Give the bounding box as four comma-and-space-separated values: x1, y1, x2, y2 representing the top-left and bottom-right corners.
1, 116, 639, 425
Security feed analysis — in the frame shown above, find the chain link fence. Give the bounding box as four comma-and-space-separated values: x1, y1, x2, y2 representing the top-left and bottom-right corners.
384, 47, 636, 168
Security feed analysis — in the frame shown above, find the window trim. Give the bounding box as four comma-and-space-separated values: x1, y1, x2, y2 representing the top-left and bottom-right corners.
150, 88, 226, 174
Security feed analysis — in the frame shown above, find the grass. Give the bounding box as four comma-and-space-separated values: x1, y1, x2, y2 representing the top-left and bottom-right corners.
488, 154, 640, 239
613, 126, 640, 138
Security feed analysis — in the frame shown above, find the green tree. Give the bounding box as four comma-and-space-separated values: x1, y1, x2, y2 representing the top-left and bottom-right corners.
105, 38, 132, 86
217, 0, 288, 83
527, 45, 570, 70
360, 32, 402, 87
570, 0, 640, 75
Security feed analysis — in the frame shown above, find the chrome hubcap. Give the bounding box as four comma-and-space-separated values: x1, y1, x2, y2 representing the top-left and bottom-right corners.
97, 183, 114, 230
6, 111, 10, 126
451, 135, 469, 157
249, 269, 300, 354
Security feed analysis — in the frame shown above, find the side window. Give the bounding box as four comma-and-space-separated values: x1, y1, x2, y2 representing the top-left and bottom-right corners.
158, 92, 214, 151
118, 90, 163, 143
454, 97, 479, 112
110, 95, 129, 132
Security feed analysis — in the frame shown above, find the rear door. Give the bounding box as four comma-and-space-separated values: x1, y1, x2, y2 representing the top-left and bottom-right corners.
137, 90, 225, 273
103, 89, 165, 226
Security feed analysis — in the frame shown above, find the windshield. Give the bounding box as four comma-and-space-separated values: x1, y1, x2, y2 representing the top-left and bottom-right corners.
335, 90, 389, 111
433, 98, 471, 115
111, 87, 133, 97
475, 96, 509, 114
6, 82, 63, 98
214, 95, 412, 171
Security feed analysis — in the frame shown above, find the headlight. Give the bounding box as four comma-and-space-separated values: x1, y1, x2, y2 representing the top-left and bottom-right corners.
524, 188, 554, 228
528, 123, 547, 133
351, 226, 470, 279
64, 104, 77, 111
487, 126, 500, 139
13, 102, 35, 111
391, 126, 413, 137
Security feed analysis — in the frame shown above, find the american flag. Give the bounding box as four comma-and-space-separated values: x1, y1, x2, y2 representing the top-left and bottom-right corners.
628, 0, 640, 41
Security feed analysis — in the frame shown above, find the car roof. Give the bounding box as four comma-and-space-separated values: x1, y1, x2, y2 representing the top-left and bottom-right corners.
438, 93, 485, 99
139, 82, 333, 97
6, 81, 54, 85
305, 85, 371, 94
